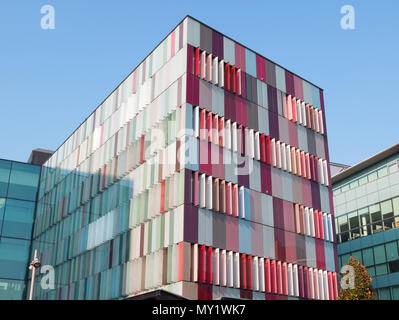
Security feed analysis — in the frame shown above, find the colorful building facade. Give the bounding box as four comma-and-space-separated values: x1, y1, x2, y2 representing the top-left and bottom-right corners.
333, 143, 399, 299
30, 16, 338, 300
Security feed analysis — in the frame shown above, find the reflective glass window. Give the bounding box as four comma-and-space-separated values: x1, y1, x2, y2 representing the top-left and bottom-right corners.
377, 166, 388, 178
7, 163, 40, 201
2, 199, 35, 239
368, 171, 378, 182
386, 241, 399, 262
0, 237, 30, 280
375, 264, 388, 276
362, 248, 374, 267
0, 160, 11, 198
373, 244, 386, 264
0, 279, 26, 300
359, 176, 368, 185
388, 162, 398, 174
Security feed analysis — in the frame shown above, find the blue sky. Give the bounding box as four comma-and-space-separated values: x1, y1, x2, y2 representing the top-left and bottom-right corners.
0, 0, 398, 166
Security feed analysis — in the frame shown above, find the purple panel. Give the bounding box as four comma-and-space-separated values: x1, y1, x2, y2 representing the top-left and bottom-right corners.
212, 31, 223, 59
272, 197, 284, 230
187, 45, 194, 74
310, 181, 321, 211
267, 85, 277, 114
241, 70, 247, 99
301, 180, 312, 208
288, 122, 299, 149
315, 239, 326, 270
184, 205, 198, 243
274, 228, 286, 261
285, 71, 295, 96
284, 231, 297, 263
282, 200, 295, 233
199, 80, 212, 111
252, 222, 263, 257
226, 215, 239, 251
224, 91, 236, 123
184, 169, 192, 204
293, 75, 304, 101
260, 163, 272, 195
268, 111, 279, 140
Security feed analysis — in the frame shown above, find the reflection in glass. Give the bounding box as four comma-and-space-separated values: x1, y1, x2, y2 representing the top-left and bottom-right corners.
377, 166, 388, 178
2, 199, 35, 239
0, 160, 11, 198
368, 171, 378, 182
7, 163, 40, 201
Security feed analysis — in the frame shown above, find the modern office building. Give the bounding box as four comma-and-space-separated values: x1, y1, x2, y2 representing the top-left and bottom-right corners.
28, 15, 338, 300
0, 159, 41, 299
333, 143, 399, 300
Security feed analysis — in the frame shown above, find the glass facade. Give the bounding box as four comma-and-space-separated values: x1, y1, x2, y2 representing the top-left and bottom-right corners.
0, 159, 41, 300
334, 151, 399, 299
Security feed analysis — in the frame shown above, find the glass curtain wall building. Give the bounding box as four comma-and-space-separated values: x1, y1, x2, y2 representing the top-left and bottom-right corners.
333, 143, 399, 300
0, 159, 41, 299
29, 16, 338, 300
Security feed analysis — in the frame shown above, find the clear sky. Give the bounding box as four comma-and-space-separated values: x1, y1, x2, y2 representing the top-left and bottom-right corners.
0, 0, 398, 166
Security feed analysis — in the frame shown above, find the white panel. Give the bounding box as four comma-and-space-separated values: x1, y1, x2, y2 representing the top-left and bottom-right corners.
213, 248, 220, 285
206, 175, 213, 210
227, 251, 234, 287
253, 256, 259, 291
276, 140, 281, 169
220, 249, 227, 286
212, 57, 219, 85
225, 120, 231, 150
254, 132, 260, 161
310, 208, 315, 237
293, 264, 299, 297
200, 173, 206, 208
286, 144, 292, 172
287, 263, 294, 296
239, 186, 245, 219
259, 258, 265, 292
219, 60, 224, 88
232, 122, 238, 153
233, 252, 240, 288
271, 139, 276, 167
281, 142, 287, 171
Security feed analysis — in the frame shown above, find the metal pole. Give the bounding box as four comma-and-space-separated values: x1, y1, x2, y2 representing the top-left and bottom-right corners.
29, 250, 38, 300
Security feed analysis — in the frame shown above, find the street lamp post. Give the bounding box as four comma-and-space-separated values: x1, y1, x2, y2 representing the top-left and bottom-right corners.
28, 250, 41, 300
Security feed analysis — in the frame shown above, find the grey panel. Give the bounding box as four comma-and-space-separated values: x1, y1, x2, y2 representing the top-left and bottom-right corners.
200, 24, 212, 53
266, 60, 276, 88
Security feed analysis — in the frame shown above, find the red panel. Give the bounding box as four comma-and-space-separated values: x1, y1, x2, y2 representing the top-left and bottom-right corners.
314, 210, 320, 238
232, 184, 239, 217
328, 272, 333, 300
276, 261, 283, 295
304, 267, 309, 299
225, 63, 230, 91
240, 254, 247, 289
240, 290, 252, 300
199, 245, 206, 283
332, 272, 338, 300
319, 211, 324, 240
231, 66, 236, 93
314, 157, 319, 182
246, 256, 253, 291
177, 242, 183, 281
195, 48, 200, 76
260, 134, 266, 163
271, 260, 277, 294
282, 262, 288, 296
315, 239, 326, 270
310, 155, 315, 181
200, 109, 206, 140
206, 247, 213, 284
226, 182, 232, 215
265, 259, 271, 293
139, 135, 145, 164
299, 265, 304, 298
206, 112, 212, 143
266, 136, 271, 165
218, 117, 224, 147
198, 283, 213, 300
292, 97, 297, 123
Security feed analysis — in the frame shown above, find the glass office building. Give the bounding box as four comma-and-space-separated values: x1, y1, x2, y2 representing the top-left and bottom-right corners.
29, 16, 338, 300
0, 159, 41, 299
333, 143, 399, 299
